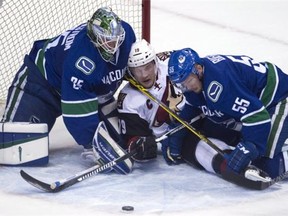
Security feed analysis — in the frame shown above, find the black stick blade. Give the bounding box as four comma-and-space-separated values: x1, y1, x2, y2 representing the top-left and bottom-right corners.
20, 170, 55, 192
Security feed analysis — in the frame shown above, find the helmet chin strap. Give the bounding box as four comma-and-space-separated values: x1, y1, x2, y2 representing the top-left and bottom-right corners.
143, 60, 158, 90
152, 62, 159, 85
198, 65, 204, 80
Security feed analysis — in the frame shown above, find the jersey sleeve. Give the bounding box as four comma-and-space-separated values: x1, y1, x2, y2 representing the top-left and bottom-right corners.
117, 88, 154, 141
61, 64, 101, 147
59, 35, 110, 147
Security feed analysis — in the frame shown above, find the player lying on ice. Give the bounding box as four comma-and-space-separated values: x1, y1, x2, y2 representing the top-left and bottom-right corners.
167, 48, 288, 180
91, 40, 280, 186
0, 7, 136, 167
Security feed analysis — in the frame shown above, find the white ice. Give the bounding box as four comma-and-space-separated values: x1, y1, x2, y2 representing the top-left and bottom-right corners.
1, 0, 288, 215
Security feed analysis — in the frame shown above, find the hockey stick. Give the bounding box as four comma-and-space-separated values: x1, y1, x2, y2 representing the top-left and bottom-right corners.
221, 167, 288, 190
19, 114, 201, 193
125, 76, 287, 189
20, 149, 137, 193
125, 75, 224, 156
155, 114, 204, 143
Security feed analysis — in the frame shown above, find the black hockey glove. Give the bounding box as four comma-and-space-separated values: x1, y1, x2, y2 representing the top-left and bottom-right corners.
128, 136, 158, 162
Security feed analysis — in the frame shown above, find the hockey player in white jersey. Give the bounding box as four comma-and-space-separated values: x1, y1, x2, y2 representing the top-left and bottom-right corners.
117, 39, 186, 162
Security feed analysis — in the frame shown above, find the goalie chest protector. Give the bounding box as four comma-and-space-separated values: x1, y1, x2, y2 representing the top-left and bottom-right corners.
0, 122, 49, 166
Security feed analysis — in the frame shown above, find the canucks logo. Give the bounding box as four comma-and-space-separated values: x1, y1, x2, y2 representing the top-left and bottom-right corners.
76, 56, 95, 75
207, 81, 223, 102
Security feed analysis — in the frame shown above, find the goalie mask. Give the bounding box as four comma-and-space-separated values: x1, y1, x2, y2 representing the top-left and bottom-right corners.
87, 7, 125, 62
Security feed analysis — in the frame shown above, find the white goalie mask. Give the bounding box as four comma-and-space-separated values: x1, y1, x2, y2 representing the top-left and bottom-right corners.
87, 7, 125, 62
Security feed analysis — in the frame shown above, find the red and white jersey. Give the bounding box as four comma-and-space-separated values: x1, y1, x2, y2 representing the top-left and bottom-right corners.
117, 53, 185, 139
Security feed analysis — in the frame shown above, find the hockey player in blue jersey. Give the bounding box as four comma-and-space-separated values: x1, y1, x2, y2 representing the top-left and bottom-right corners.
0, 7, 136, 166
167, 48, 288, 179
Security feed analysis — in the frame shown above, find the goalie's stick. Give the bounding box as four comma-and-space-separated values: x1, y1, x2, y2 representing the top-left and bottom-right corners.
125, 75, 224, 156
20, 149, 137, 193
20, 119, 190, 193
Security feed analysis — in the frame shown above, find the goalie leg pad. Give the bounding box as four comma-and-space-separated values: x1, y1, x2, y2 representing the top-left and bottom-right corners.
93, 121, 133, 174
98, 99, 125, 148
0, 122, 49, 166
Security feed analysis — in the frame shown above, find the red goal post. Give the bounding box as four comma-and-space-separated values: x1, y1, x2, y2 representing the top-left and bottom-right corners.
0, 0, 150, 108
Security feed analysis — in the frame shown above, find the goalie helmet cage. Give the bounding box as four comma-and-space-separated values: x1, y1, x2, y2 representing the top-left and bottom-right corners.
0, 0, 151, 106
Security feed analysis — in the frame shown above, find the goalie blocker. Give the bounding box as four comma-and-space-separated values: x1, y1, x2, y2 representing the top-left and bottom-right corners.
0, 122, 49, 166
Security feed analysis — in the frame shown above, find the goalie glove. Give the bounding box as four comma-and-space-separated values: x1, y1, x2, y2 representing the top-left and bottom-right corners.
128, 136, 158, 162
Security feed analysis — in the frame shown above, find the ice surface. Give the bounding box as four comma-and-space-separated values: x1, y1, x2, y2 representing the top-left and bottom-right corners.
1, 0, 288, 215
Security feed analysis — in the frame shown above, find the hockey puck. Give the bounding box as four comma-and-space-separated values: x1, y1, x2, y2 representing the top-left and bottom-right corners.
122, 206, 134, 212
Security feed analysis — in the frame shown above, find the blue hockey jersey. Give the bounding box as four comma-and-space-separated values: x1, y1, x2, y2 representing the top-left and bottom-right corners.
182, 54, 288, 156
28, 21, 136, 147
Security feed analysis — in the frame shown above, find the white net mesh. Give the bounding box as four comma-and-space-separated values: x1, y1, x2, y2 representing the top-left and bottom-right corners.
0, 0, 144, 106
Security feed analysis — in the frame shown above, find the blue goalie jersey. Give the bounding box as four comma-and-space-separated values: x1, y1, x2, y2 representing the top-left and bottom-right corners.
44, 22, 135, 146
4, 21, 136, 147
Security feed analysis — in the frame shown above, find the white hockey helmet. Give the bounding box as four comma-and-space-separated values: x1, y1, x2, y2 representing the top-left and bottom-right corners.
128, 39, 156, 68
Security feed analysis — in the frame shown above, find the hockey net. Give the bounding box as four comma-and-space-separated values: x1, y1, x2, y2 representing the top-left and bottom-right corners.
0, 0, 150, 115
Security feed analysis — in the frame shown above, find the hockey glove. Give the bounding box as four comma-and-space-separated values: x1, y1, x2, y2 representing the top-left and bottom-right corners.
222, 141, 259, 174
128, 136, 158, 162
161, 131, 184, 165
